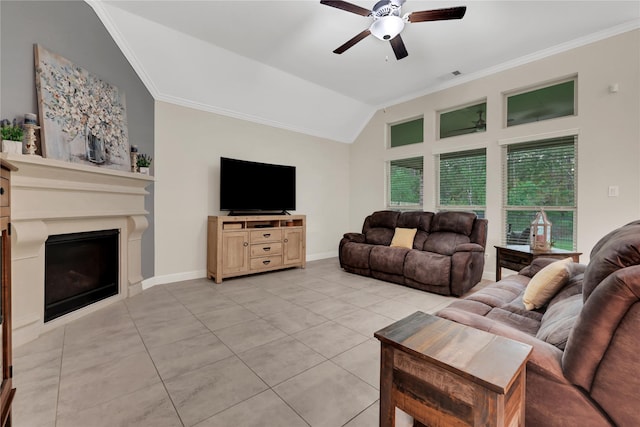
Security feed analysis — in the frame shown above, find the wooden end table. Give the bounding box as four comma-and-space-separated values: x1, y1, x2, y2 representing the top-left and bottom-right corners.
374, 311, 532, 427
495, 245, 582, 280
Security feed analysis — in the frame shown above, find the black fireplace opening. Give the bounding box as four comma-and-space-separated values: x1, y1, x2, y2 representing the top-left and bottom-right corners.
45, 229, 119, 322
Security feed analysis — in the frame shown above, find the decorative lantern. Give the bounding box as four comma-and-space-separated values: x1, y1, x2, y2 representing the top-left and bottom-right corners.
530, 210, 552, 251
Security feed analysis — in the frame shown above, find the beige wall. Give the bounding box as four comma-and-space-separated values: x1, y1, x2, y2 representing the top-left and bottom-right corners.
349, 30, 640, 277
153, 101, 350, 283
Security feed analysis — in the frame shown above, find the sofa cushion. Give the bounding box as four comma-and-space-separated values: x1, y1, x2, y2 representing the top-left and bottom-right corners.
582, 220, 640, 301
390, 227, 417, 249
431, 211, 476, 235
370, 246, 410, 275
523, 258, 573, 310
368, 210, 400, 229
398, 211, 433, 232
404, 251, 450, 288
536, 293, 582, 350
365, 228, 395, 245
423, 232, 471, 255
341, 242, 375, 269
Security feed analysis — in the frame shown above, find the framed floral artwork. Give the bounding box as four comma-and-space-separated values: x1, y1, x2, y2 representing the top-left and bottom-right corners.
34, 45, 131, 171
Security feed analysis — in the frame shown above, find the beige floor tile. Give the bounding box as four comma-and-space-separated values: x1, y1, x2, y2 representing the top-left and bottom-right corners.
61, 327, 147, 375
304, 297, 360, 319
164, 356, 268, 426
238, 335, 326, 386
273, 361, 378, 427
331, 339, 380, 389
241, 295, 298, 317
366, 299, 420, 321
195, 304, 258, 331
194, 389, 308, 427
56, 382, 182, 427
279, 287, 330, 305
262, 306, 328, 334
338, 289, 389, 308
148, 332, 233, 380
333, 308, 395, 337
293, 321, 368, 358
214, 319, 287, 353
136, 313, 210, 348
57, 351, 160, 417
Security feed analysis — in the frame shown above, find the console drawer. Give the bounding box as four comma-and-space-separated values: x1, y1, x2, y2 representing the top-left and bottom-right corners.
250, 229, 282, 243
250, 256, 283, 271
250, 242, 282, 257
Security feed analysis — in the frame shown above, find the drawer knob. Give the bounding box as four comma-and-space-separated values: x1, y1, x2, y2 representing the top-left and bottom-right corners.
263, 247, 271, 252
263, 233, 271, 238
243, 242, 248, 247
263, 260, 271, 265
284, 238, 288, 243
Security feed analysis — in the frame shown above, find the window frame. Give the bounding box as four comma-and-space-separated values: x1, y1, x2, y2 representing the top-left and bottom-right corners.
501, 134, 578, 250
436, 148, 487, 217
386, 156, 424, 210
504, 76, 578, 128
387, 116, 424, 149
437, 99, 487, 140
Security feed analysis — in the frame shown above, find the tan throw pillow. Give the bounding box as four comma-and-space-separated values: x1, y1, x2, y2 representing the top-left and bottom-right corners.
390, 227, 417, 249
523, 257, 573, 310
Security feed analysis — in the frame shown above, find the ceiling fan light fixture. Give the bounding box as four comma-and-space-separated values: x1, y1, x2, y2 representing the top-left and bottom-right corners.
370, 16, 405, 40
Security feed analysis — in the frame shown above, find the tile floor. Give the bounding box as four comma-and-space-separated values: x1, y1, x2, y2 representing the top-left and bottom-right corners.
13, 258, 465, 427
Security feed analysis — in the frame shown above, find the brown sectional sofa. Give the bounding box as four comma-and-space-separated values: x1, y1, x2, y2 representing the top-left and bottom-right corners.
339, 210, 488, 296
437, 220, 640, 426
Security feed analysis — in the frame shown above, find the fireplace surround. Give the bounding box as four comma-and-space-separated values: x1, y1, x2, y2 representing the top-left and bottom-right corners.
3, 153, 152, 346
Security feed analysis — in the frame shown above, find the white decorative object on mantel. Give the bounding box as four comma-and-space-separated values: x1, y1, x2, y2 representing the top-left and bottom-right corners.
23, 123, 40, 156
1, 140, 22, 154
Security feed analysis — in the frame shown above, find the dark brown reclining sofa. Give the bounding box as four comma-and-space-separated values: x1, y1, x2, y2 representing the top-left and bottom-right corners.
339, 210, 488, 296
437, 220, 640, 426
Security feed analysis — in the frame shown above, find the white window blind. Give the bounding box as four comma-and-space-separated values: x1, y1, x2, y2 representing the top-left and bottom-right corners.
438, 149, 486, 217
503, 136, 577, 250
388, 156, 424, 208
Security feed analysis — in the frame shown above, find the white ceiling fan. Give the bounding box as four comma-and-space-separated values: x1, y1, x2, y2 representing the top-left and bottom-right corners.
321, 0, 467, 60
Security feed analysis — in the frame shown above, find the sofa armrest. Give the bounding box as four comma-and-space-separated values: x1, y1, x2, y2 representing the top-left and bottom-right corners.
342, 232, 366, 243
453, 242, 485, 253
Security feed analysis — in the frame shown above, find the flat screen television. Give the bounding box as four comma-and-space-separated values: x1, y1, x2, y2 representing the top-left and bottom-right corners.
220, 157, 296, 214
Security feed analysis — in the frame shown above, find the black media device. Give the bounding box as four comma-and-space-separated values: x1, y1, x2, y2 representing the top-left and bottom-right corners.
220, 157, 296, 215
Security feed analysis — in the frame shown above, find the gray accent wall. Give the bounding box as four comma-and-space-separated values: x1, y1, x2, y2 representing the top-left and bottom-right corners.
1, 1, 155, 278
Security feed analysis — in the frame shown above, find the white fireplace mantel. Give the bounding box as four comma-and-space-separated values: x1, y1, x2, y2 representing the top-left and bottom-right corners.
2, 153, 153, 346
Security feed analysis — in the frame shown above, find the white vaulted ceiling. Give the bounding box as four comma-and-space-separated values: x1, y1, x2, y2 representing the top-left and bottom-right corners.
89, 0, 640, 143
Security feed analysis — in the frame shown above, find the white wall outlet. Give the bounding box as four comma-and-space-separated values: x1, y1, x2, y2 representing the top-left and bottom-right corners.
608, 185, 619, 197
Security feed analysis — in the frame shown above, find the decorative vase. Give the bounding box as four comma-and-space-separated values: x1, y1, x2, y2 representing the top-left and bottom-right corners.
85, 126, 106, 164
139, 166, 150, 175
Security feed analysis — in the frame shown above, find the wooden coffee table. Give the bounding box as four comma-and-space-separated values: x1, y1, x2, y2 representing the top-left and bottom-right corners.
375, 311, 532, 427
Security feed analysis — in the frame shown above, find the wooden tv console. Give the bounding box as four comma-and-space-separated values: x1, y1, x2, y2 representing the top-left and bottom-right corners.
207, 214, 306, 283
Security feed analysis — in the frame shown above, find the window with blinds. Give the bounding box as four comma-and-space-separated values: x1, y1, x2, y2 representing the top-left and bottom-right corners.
389, 117, 424, 148
503, 136, 577, 250
437, 149, 486, 217
388, 156, 424, 208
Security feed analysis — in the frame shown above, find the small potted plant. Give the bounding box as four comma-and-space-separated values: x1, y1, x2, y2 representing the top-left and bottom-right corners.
0, 119, 24, 154
136, 153, 152, 175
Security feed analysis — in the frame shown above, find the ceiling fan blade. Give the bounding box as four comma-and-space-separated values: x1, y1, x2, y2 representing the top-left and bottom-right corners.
389, 34, 408, 60
408, 6, 467, 23
320, 0, 371, 17
334, 29, 371, 54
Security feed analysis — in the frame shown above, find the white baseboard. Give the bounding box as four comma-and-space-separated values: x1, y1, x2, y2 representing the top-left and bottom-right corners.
307, 251, 338, 261
142, 269, 207, 289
